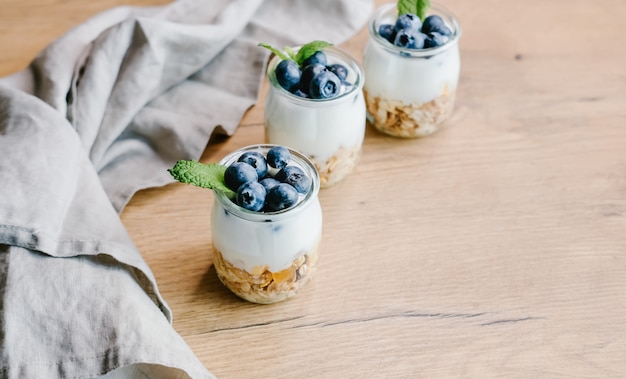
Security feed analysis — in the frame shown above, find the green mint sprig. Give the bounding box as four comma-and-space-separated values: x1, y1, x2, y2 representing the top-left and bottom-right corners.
258, 43, 290, 61
258, 40, 333, 66
168, 160, 236, 198
398, 0, 430, 21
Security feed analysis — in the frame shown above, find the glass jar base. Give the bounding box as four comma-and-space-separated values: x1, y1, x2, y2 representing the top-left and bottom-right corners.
364, 87, 456, 138
213, 245, 319, 304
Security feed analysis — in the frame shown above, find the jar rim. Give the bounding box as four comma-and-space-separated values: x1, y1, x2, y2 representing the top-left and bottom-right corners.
266, 46, 364, 106
369, 2, 462, 58
215, 144, 320, 222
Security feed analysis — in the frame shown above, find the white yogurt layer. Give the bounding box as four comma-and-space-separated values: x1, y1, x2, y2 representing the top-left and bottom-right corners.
211, 197, 322, 273
363, 39, 460, 104
264, 51, 366, 163
363, 3, 462, 105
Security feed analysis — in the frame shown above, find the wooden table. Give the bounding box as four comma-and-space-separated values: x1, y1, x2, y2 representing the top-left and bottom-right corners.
2, 0, 625, 377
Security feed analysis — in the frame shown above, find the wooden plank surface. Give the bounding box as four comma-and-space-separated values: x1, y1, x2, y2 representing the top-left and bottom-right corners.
2, 0, 626, 377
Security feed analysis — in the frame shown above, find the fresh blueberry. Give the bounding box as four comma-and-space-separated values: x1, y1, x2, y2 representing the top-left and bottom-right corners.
394, 13, 422, 33
238, 151, 268, 179
259, 177, 281, 193
275, 59, 301, 92
327, 64, 348, 81
301, 50, 327, 67
309, 71, 341, 99
265, 183, 299, 211
424, 32, 448, 48
300, 63, 327, 94
266, 146, 290, 169
236, 181, 266, 211
224, 162, 258, 192
394, 29, 426, 49
276, 165, 311, 194
421, 15, 451, 36
378, 23, 395, 43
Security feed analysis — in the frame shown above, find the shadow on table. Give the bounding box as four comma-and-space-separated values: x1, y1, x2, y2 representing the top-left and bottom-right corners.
195, 255, 248, 306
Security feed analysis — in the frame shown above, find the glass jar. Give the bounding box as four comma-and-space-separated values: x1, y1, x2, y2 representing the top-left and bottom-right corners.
363, 3, 462, 138
211, 145, 322, 304
264, 46, 366, 188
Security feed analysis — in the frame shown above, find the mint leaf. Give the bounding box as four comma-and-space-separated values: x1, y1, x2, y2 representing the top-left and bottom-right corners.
398, 0, 430, 21
258, 40, 334, 65
294, 40, 333, 65
397, 0, 417, 16
416, 0, 430, 21
168, 160, 236, 197
284, 46, 298, 61
258, 43, 290, 61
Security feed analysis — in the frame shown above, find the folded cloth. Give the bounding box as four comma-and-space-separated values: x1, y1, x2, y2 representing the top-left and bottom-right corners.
0, 0, 372, 378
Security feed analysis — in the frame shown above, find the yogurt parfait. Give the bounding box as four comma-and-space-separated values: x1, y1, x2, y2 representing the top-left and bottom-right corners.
261, 41, 366, 187
169, 145, 322, 304
363, 2, 461, 138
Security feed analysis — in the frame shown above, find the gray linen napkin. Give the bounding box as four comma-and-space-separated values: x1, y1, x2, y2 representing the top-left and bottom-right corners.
0, 0, 373, 378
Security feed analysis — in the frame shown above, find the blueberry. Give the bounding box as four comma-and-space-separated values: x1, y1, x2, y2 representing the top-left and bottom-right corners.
309, 71, 341, 99
274, 59, 302, 92
394, 13, 422, 33
300, 63, 327, 94
378, 23, 395, 43
424, 32, 448, 48
266, 146, 290, 169
236, 181, 266, 212
265, 183, 299, 211
274, 59, 301, 92
327, 64, 348, 81
394, 29, 426, 49
224, 162, 258, 192
276, 165, 311, 194
422, 15, 451, 36
259, 177, 281, 193
301, 50, 327, 67
238, 151, 268, 179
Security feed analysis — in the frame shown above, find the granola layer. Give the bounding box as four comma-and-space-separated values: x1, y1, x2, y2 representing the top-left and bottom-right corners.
310, 145, 361, 188
364, 86, 456, 138
213, 245, 319, 304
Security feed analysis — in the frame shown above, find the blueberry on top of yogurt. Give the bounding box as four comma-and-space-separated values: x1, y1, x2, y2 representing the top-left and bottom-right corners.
301, 50, 328, 67
422, 15, 452, 36
308, 70, 341, 99
300, 63, 328, 95
274, 59, 301, 92
224, 162, 258, 192
259, 40, 354, 100
236, 181, 266, 212
168, 145, 312, 213
265, 183, 299, 212
238, 151, 268, 179
327, 63, 349, 81
378, 0, 452, 49
226, 147, 311, 211
394, 13, 422, 33
393, 29, 426, 49
266, 145, 290, 169
275, 166, 311, 194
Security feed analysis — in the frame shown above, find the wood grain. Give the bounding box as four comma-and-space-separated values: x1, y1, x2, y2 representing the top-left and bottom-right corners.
2, 0, 625, 377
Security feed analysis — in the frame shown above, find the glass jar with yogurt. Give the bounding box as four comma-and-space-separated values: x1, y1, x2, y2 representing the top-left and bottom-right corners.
211, 145, 322, 304
363, 3, 461, 138
264, 47, 366, 188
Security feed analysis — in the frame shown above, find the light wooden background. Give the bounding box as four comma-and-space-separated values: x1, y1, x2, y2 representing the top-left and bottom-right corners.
2, 0, 625, 377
